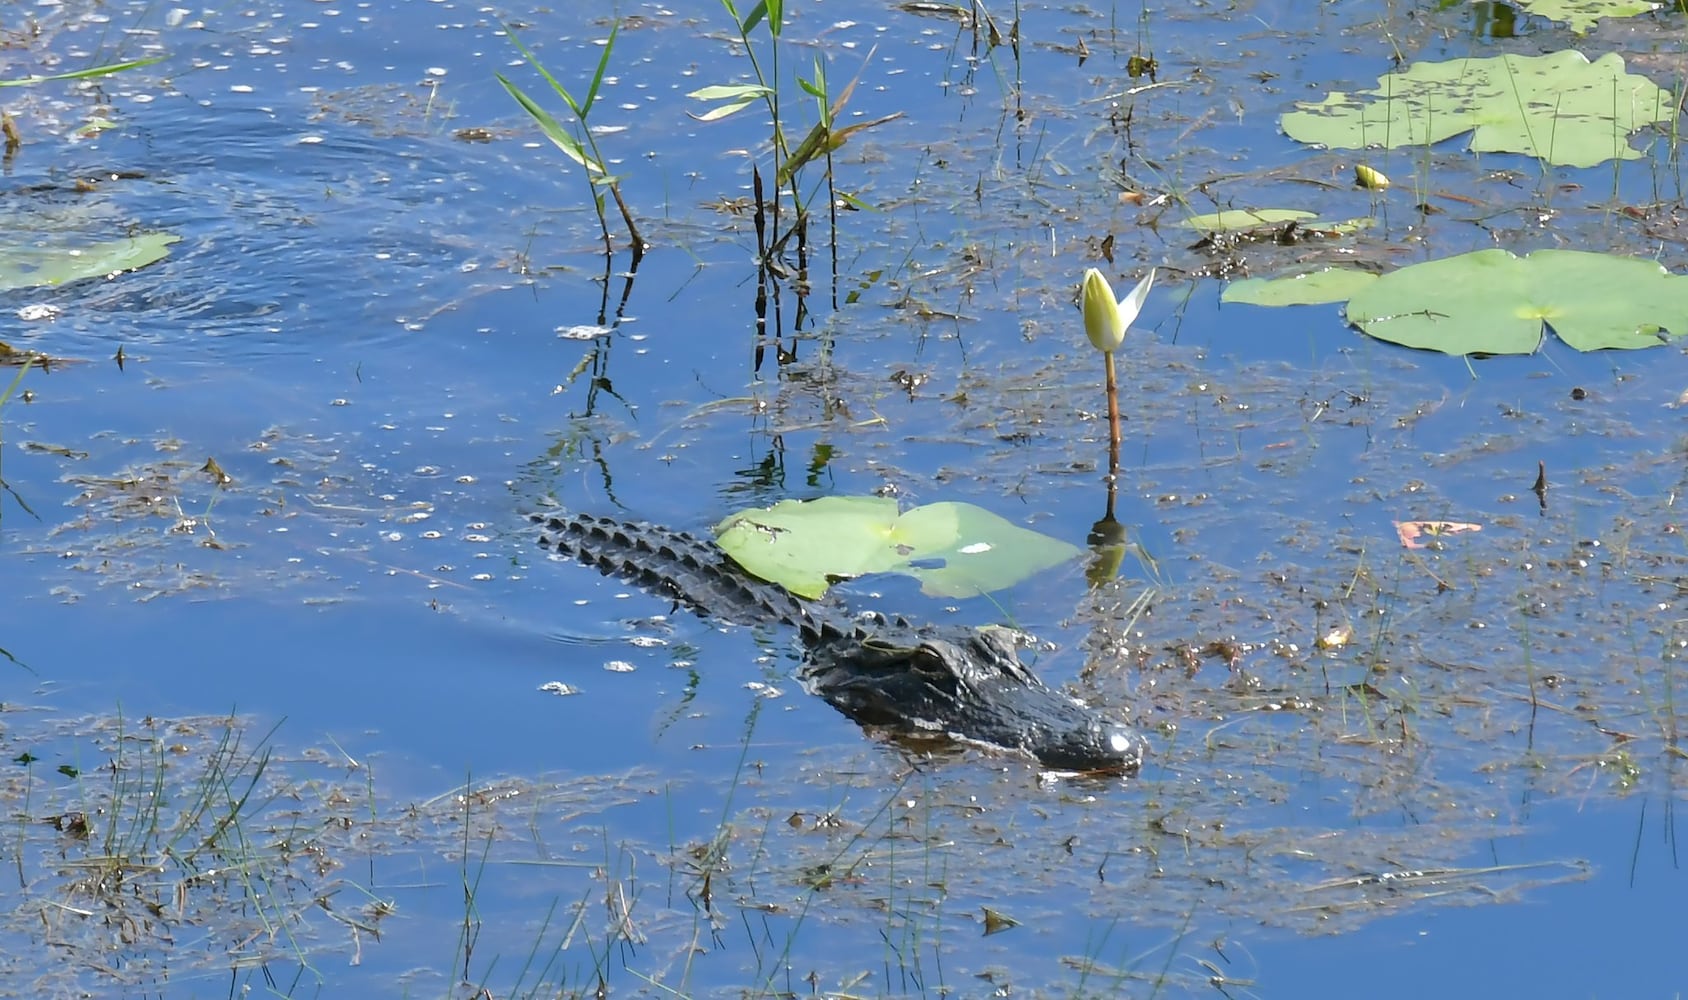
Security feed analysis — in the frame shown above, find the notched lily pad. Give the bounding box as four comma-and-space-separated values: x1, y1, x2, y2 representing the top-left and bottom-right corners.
0, 233, 180, 292
714, 496, 1081, 600
1282, 51, 1674, 168
1345, 249, 1688, 354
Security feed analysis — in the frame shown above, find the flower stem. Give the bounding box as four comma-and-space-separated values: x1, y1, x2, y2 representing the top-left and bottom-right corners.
1104, 350, 1121, 476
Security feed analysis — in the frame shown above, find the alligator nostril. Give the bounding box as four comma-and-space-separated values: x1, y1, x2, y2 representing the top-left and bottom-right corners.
1107, 728, 1136, 757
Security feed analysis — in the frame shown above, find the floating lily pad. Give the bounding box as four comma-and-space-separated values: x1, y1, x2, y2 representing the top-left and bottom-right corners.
1179, 209, 1315, 232
1344, 249, 1688, 354
1512, 0, 1660, 32
1282, 51, 1673, 168
1222, 268, 1379, 307
0, 233, 180, 292
715, 496, 1081, 600
1180, 210, 1375, 239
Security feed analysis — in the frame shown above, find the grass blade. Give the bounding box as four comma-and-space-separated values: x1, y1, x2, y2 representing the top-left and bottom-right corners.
687, 84, 772, 102
495, 74, 591, 170
739, 0, 770, 33
503, 26, 586, 118
691, 96, 761, 122
0, 56, 164, 88
579, 20, 619, 118
0, 355, 33, 408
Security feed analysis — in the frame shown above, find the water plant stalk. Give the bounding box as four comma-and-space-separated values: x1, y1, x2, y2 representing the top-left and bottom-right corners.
1104, 349, 1122, 469
498, 24, 645, 266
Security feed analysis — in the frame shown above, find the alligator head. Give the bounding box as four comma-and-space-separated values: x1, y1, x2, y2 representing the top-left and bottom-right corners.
802, 622, 1142, 774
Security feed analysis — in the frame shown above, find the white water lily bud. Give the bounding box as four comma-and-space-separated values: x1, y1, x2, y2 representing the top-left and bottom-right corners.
1081, 266, 1155, 353
1354, 163, 1390, 191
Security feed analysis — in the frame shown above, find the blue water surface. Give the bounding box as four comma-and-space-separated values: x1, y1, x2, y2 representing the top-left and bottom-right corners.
3, 0, 1688, 996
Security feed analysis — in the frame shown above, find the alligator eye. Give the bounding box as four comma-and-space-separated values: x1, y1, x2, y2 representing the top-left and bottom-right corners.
910, 648, 949, 676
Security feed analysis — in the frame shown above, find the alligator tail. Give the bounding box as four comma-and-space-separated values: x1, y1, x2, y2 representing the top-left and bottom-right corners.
529, 511, 824, 638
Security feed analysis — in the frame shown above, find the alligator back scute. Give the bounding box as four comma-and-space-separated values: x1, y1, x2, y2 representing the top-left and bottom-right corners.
532, 512, 817, 630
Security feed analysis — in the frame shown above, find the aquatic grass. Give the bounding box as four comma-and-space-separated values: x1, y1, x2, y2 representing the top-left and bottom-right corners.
446, 772, 649, 999
1628, 571, 1685, 762
692, 0, 900, 314
453, 770, 497, 988
0, 355, 33, 670
860, 767, 947, 996
8, 714, 346, 992
648, 700, 961, 999
692, 0, 793, 235
0, 355, 36, 530
437, 712, 946, 1000
466, 851, 637, 999
498, 23, 645, 267
738, 772, 920, 999
0, 671, 1618, 995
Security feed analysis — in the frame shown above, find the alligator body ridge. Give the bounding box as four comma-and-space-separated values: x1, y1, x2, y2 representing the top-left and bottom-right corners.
531, 510, 1142, 774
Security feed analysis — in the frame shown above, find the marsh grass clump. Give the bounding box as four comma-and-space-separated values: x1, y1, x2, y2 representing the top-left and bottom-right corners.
691, 2, 900, 297
0, 714, 392, 993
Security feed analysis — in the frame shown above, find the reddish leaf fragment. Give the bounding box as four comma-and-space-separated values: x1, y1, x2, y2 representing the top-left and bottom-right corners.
1394, 520, 1482, 549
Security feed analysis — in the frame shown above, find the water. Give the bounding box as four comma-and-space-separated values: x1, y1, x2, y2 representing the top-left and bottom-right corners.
3, 1, 1687, 996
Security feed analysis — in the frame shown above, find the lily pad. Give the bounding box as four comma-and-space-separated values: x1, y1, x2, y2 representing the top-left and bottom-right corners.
1223, 268, 1380, 307
1344, 249, 1688, 354
714, 496, 1081, 600
1511, 0, 1660, 33
1281, 51, 1673, 168
0, 233, 180, 292
1179, 209, 1315, 232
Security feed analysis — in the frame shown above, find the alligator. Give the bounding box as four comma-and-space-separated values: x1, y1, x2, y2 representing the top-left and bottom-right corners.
530, 511, 1143, 774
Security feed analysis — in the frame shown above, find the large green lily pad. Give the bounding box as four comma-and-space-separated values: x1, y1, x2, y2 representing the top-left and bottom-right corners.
0, 233, 180, 292
1344, 249, 1688, 354
714, 496, 1081, 600
1281, 51, 1673, 168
